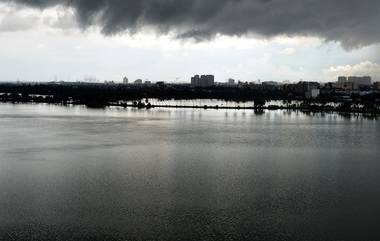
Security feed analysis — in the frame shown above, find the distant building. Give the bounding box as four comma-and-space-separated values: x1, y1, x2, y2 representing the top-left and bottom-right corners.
134, 79, 143, 84
191, 75, 199, 86
261, 81, 279, 90
375, 82, 380, 90
333, 81, 355, 90
228, 78, 236, 86
237, 80, 249, 88
104, 80, 115, 84
337, 76, 372, 90
348, 76, 371, 86
262, 81, 278, 86
191, 75, 215, 87
293, 81, 320, 94
338, 76, 347, 83
306, 88, 320, 99
123, 77, 128, 84
156, 81, 165, 87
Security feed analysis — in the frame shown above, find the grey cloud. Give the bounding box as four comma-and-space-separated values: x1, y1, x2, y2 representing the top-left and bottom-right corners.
43, 8, 78, 30
0, 12, 38, 32
1, 0, 380, 49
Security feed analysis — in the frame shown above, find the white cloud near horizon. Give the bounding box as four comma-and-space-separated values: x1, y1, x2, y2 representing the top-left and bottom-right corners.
324, 61, 380, 82
281, 48, 296, 55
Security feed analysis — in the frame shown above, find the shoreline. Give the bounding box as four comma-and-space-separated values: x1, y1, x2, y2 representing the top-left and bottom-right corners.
113, 103, 380, 115
1, 101, 379, 116
1, 82, 379, 115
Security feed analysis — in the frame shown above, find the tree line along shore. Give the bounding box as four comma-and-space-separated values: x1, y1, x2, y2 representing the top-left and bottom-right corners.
0, 82, 379, 114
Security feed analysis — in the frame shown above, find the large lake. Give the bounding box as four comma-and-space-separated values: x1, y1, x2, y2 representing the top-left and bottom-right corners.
0, 103, 379, 241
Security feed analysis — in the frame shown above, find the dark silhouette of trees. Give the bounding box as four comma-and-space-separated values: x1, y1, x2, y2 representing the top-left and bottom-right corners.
253, 97, 266, 109
0, 82, 379, 114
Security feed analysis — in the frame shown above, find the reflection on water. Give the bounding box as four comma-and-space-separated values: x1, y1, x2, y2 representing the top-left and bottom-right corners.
0, 103, 380, 241
129, 98, 301, 108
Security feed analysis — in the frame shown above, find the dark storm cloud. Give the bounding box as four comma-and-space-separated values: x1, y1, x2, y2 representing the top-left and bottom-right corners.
2, 0, 380, 48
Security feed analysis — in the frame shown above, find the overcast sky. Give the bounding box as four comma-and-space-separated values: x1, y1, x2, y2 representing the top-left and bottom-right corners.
0, 0, 379, 83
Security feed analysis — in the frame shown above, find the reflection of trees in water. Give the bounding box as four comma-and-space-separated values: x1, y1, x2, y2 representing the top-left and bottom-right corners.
0, 83, 379, 115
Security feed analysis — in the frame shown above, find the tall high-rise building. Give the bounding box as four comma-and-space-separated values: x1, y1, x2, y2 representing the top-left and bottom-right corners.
338, 76, 347, 83
191, 75, 200, 86
375, 82, 380, 90
191, 74, 215, 87
134, 79, 143, 84
123, 77, 128, 84
336, 76, 372, 90
347, 76, 371, 85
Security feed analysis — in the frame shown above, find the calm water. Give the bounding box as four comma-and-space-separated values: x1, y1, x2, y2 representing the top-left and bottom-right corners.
0, 103, 380, 241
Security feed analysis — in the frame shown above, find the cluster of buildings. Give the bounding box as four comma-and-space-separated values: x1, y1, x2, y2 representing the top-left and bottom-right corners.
187, 74, 323, 99
134, 79, 143, 84
202, 75, 379, 99
122, 74, 217, 87
257, 76, 379, 99
191, 75, 215, 87
121, 77, 164, 86
332, 76, 372, 90
120, 74, 379, 100
282, 81, 321, 99
122, 77, 145, 85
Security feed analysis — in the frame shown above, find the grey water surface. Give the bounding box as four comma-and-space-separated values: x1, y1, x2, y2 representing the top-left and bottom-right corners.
0, 103, 379, 241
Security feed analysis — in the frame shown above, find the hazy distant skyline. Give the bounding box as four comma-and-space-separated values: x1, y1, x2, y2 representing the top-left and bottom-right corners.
0, 0, 379, 83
